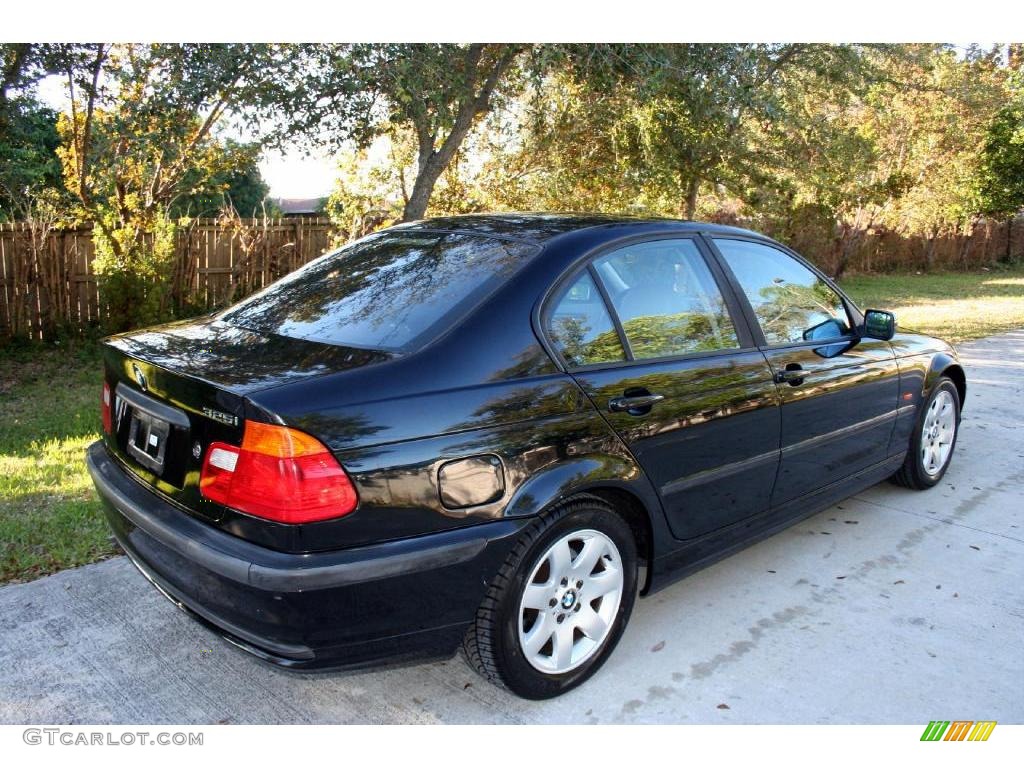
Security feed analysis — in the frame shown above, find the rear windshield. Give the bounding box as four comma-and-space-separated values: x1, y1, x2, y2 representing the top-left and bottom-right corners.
221, 231, 537, 351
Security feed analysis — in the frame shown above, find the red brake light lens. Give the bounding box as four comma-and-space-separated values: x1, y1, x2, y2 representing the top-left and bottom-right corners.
101, 381, 113, 434
199, 421, 358, 524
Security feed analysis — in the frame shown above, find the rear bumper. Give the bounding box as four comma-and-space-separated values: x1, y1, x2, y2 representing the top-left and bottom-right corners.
86, 440, 527, 669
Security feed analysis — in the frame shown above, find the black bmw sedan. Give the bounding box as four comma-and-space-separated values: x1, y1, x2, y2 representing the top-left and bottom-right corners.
87, 214, 965, 699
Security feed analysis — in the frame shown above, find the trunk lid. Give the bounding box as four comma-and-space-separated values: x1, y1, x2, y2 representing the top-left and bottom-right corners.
101, 315, 390, 522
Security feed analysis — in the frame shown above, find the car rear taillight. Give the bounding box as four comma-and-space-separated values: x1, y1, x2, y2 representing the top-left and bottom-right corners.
199, 420, 358, 524
101, 381, 113, 434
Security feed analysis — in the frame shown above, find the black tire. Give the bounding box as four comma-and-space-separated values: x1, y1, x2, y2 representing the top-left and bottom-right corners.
463, 495, 638, 699
892, 376, 961, 490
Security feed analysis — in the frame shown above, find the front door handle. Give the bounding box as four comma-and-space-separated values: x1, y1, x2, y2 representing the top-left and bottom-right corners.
773, 363, 806, 386
609, 393, 665, 413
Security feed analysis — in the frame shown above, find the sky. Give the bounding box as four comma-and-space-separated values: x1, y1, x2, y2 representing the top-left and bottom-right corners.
259, 148, 338, 200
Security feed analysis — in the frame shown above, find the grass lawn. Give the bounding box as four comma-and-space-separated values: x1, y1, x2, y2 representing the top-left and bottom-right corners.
1, 266, 1022, 585
841, 265, 1024, 344
0, 343, 116, 583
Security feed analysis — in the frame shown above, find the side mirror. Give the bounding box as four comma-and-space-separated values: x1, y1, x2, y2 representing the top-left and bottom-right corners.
802, 317, 849, 342
863, 309, 896, 341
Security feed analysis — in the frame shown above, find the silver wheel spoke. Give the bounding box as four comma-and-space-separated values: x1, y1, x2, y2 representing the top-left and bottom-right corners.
587, 570, 620, 598
522, 583, 551, 611
572, 537, 605, 576
553, 623, 574, 669
548, 539, 572, 582
523, 613, 554, 656
575, 605, 608, 640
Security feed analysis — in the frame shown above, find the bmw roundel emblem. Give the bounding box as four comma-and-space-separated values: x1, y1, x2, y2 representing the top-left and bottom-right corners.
132, 363, 147, 391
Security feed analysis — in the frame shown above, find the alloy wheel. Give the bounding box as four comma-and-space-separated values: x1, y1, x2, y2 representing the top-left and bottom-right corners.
517, 529, 624, 674
921, 389, 957, 476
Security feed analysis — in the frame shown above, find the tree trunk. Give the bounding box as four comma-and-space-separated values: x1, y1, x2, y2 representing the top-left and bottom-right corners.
402, 154, 447, 222
958, 232, 973, 270
1005, 215, 1014, 264
680, 174, 699, 220
835, 236, 853, 281
923, 236, 937, 271
833, 222, 862, 281
398, 44, 523, 223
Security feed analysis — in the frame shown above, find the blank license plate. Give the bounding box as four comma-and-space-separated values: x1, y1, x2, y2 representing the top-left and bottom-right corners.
126, 408, 170, 474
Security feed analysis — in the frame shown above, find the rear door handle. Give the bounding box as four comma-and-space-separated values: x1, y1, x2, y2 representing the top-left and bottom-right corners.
608, 393, 665, 413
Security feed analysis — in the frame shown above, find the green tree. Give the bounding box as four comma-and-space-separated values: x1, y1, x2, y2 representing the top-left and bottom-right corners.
874, 46, 1007, 269
745, 45, 1008, 274
561, 44, 865, 219
1, 45, 92, 219
975, 45, 1024, 227
0, 98, 67, 219
469, 68, 655, 214
172, 140, 270, 218
748, 45, 901, 276
278, 44, 529, 222
1, 44, 54, 129
56, 43, 281, 331
977, 101, 1024, 221
975, 50, 1024, 265
459, 44, 874, 228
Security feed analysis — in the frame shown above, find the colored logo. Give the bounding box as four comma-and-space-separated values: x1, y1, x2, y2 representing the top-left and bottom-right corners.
920, 721, 996, 741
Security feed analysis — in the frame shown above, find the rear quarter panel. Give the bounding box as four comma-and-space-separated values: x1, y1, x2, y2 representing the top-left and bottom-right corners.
250, 373, 667, 552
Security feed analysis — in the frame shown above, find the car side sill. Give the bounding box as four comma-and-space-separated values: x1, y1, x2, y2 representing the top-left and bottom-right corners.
647, 452, 905, 593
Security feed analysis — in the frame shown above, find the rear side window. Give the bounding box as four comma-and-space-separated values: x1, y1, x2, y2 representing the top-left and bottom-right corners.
547, 271, 626, 367
713, 239, 852, 346
221, 232, 537, 351
593, 239, 740, 359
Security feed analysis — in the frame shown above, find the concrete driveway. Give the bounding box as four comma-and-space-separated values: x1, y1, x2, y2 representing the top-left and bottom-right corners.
1, 330, 1022, 724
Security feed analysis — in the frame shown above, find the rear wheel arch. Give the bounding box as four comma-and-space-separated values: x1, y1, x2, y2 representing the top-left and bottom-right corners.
504, 464, 660, 595
574, 487, 654, 595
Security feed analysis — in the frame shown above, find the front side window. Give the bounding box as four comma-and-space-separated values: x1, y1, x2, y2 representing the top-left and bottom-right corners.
713, 239, 852, 346
221, 232, 537, 352
593, 239, 740, 359
547, 271, 626, 367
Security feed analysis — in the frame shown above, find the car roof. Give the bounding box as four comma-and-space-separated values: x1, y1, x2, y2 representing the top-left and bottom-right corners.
392, 212, 762, 245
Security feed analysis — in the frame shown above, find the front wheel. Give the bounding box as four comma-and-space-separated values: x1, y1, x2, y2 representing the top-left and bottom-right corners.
892, 376, 961, 489
463, 496, 638, 699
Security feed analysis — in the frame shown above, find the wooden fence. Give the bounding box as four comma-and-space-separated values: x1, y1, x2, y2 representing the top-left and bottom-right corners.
0, 218, 335, 341
789, 216, 1024, 277
1, 213, 1022, 342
